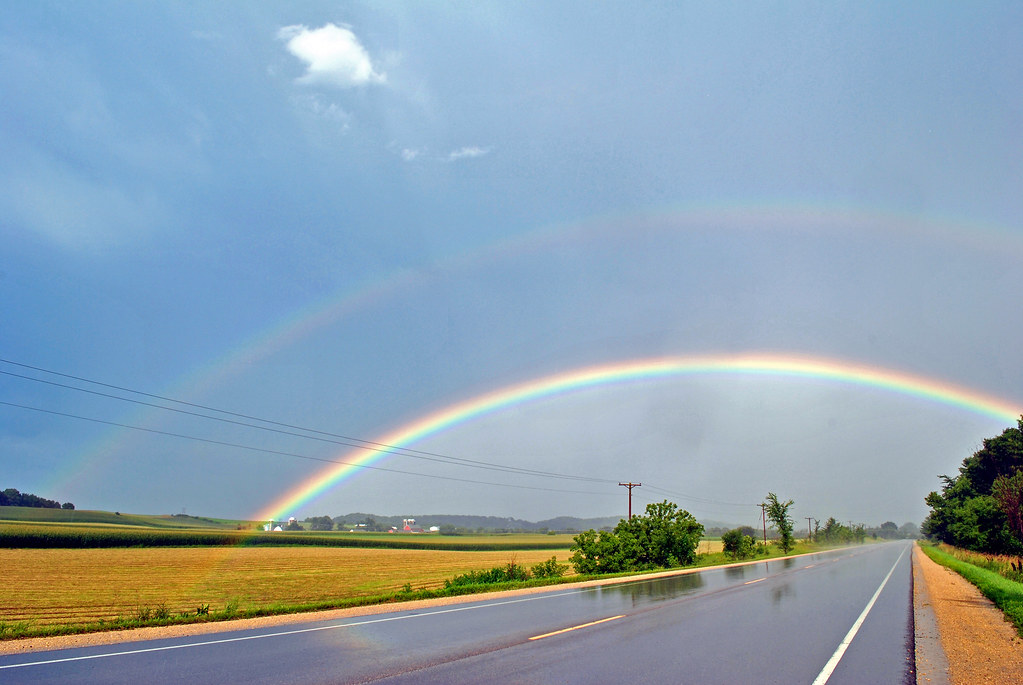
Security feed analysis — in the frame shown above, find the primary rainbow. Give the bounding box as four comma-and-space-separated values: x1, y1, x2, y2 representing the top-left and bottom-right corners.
256, 352, 1021, 520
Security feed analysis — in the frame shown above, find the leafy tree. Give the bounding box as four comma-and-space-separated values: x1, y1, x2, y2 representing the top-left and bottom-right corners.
570, 529, 631, 574
765, 492, 795, 553
306, 515, 334, 531
615, 500, 704, 568
992, 469, 1023, 542
722, 528, 757, 560
0, 487, 62, 508
879, 521, 898, 539
570, 500, 704, 574
923, 418, 1023, 555
898, 522, 919, 539
61, 502, 75, 510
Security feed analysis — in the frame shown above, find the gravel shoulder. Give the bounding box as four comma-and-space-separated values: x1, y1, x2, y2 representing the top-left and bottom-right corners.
913, 542, 1023, 684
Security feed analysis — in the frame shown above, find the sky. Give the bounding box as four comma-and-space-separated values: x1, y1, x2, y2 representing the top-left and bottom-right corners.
2, 1, 1022, 529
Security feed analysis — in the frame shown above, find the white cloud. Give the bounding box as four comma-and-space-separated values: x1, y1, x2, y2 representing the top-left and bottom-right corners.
447, 146, 491, 162
278, 23, 385, 88
401, 148, 422, 161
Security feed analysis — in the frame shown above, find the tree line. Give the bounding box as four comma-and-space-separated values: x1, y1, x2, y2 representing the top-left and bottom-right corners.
0, 487, 74, 510
923, 418, 1023, 555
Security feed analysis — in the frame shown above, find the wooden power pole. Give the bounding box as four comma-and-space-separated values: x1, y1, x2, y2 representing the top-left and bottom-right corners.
759, 502, 768, 544
619, 482, 642, 519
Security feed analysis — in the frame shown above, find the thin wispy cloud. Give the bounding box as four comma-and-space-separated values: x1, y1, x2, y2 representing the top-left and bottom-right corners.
447, 146, 491, 162
290, 93, 352, 130
278, 23, 385, 89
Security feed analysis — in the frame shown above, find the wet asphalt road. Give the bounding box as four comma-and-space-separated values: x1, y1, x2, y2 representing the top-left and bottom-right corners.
0, 541, 914, 684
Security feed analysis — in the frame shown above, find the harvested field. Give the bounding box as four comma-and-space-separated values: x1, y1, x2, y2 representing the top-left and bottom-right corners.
697, 539, 724, 555
0, 546, 571, 627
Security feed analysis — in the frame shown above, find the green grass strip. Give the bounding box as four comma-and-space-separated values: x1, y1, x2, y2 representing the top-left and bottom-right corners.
919, 542, 1023, 638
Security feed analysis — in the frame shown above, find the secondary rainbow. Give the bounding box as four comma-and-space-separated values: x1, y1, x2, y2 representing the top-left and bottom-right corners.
256, 352, 1022, 520
55, 204, 1020, 498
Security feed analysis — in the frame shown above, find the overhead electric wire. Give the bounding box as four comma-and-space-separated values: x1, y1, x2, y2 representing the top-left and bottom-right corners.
1, 356, 760, 511
0, 360, 613, 485
0, 400, 617, 498
642, 483, 754, 508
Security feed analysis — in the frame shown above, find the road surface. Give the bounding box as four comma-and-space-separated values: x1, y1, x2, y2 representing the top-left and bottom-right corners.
0, 541, 914, 684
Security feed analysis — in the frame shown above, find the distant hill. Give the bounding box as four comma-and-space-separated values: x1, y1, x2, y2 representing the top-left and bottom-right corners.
0, 506, 249, 529
330, 512, 753, 534
332, 512, 623, 532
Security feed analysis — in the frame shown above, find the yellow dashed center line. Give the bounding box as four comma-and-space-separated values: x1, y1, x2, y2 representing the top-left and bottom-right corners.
528, 615, 626, 641
744, 577, 766, 585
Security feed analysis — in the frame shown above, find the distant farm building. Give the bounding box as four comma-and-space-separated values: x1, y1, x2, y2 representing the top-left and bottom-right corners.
262, 519, 285, 532
389, 517, 427, 533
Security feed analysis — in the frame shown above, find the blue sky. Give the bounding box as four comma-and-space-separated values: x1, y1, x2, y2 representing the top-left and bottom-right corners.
2, 2, 1021, 527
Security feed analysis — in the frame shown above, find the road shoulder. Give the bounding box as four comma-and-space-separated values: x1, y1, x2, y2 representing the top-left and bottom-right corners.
913, 542, 1023, 684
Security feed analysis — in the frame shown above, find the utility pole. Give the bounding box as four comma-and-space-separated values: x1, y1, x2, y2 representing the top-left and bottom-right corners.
806, 516, 814, 542
759, 502, 767, 544
619, 482, 642, 519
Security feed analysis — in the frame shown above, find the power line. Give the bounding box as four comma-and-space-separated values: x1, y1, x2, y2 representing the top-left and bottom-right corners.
642, 483, 753, 508
0, 400, 617, 498
0, 361, 613, 485
0, 357, 762, 512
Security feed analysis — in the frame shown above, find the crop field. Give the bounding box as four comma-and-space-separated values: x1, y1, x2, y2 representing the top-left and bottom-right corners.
697, 539, 724, 555
0, 546, 574, 628
0, 522, 576, 550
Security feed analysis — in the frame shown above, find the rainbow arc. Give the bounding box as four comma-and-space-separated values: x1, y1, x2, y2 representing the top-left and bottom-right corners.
256, 353, 1022, 521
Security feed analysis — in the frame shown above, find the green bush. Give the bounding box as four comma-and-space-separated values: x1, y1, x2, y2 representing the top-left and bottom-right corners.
444, 562, 531, 588
721, 529, 757, 560
570, 500, 703, 574
530, 556, 568, 578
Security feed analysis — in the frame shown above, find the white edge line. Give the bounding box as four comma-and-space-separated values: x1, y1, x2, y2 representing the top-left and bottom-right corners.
810, 545, 908, 685
0, 589, 588, 670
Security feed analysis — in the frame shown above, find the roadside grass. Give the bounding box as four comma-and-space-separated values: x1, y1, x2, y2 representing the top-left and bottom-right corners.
928, 544, 1023, 584
692, 539, 833, 568
919, 541, 1023, 638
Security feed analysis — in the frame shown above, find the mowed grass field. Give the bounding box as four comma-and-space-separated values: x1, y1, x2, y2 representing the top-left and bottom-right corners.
0, 546, 574, 627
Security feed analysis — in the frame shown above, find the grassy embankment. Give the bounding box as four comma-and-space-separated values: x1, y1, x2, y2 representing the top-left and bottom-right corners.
919, 541, 1023, 638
